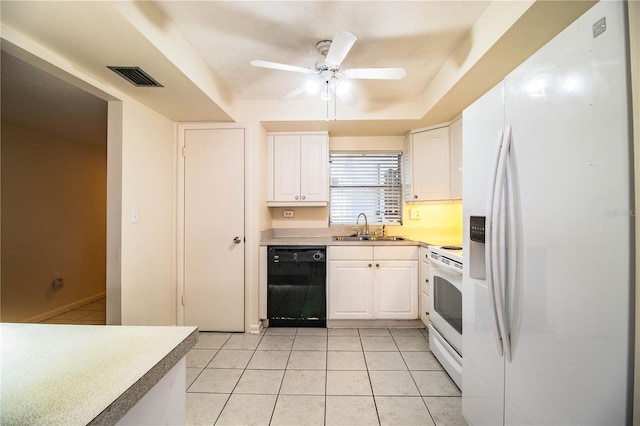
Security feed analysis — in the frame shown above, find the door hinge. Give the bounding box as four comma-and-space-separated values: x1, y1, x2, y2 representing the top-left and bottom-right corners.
182, 146, 186, 157
181, 294, 185, 305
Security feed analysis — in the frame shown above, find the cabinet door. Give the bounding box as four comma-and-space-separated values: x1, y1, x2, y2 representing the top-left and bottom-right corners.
374, 261, 418, 319
449, 117, 463, 199
329, 261, 374, 319
411, 127, 451, 201
300, 134, 328, 202
273, 135, 301, 202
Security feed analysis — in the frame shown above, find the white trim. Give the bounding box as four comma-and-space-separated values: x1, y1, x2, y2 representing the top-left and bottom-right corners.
409, 122, 451, 135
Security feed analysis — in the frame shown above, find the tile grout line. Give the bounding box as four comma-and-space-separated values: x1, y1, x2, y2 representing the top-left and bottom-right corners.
268, 329, 296, 425
392, 330, 439, 425
359, 328, 382, 426
213, 332, 263, 426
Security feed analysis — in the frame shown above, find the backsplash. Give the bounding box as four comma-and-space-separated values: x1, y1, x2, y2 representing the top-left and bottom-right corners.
268, 203, 463, 245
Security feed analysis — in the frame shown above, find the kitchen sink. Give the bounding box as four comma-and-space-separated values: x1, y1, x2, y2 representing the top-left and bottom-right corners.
368, 236, 406, 241
332, 235, 406, 241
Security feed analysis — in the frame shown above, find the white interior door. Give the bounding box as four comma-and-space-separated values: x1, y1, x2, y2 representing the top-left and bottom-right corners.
183, 128, 245, 331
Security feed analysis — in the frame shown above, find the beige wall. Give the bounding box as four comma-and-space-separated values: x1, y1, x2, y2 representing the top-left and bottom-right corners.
1, 121, 107, 322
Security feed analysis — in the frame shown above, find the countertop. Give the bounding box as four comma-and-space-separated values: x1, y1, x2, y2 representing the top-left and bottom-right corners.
260, 228, 463, 248
260, 235, 425, 246
0, 323, 198, 425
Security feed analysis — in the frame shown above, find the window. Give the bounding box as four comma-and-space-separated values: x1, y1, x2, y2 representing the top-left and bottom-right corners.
329, 152, 402, 225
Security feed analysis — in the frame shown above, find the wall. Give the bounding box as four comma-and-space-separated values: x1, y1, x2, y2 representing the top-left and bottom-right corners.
119, 100, 176, 326
1, 121, 107, 322
247, 123, 271, 332
1, 37, 180, 326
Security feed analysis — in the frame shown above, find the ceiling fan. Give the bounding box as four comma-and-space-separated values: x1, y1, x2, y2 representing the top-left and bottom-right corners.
250, 31, 407, 105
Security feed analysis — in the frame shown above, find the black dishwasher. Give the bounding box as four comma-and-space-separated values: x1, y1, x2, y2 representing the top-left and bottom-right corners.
267, 246, 326, 327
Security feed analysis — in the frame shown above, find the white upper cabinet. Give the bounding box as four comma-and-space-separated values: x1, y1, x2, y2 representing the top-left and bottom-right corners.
404, 125, 451, 201
449, 116, 463, 200
268, 132, 328, 206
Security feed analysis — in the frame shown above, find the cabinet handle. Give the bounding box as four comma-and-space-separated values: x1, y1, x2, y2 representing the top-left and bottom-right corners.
425, 279, 429, 283
414, 195, 418, 199
301, 195, 306, 200
368, 264, 372, 268
376, 264, 380, 268
295, 196, 299, 200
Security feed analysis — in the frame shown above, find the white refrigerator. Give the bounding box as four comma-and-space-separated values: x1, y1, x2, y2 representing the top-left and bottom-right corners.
462, 1, 633, 425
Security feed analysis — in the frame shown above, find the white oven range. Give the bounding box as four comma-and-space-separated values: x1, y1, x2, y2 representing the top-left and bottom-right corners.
428, 245, 463, 388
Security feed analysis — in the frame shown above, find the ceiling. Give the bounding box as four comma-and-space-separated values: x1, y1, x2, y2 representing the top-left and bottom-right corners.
154, 1, 490, 102
0, 1, 596, 136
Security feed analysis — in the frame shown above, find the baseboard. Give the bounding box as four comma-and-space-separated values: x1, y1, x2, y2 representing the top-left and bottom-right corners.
23, 292, 106, 323
327, 319, 425, 329
249, 321, 264, 334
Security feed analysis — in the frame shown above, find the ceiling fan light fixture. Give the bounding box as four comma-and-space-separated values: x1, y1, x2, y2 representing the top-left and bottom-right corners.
335, 79, 351, 97
320, 81, 333, 101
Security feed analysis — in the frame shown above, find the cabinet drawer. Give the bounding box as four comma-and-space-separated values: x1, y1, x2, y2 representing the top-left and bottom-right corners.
329, 245, 374, 261
374, 246, 418, 260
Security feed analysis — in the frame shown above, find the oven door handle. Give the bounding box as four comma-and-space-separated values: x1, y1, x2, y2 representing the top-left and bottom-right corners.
430, 258, 462, 275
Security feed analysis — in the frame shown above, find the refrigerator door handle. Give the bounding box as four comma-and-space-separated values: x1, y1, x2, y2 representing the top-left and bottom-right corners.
505, 127, 519, 362
492, 125, 513, 362
486, 130, 505, 357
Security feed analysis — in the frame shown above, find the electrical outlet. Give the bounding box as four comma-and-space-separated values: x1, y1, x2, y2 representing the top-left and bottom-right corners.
283, 210, 294, 218
410, 208, 421, 219
52, 273, 64, 290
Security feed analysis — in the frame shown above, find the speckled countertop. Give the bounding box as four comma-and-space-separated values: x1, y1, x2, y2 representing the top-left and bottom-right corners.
0, 323, 198, 425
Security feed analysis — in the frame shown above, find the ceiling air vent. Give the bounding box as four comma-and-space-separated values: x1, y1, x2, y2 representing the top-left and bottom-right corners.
107, 66, 163, 87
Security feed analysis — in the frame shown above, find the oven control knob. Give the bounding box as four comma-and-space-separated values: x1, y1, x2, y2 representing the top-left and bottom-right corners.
312, 252, 323, 261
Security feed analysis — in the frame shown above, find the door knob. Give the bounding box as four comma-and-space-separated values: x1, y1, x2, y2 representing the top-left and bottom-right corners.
233, 236, 242, 244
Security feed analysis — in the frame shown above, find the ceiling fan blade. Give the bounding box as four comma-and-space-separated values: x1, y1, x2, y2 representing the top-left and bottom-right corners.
278, 84, 308, 101
250, 60, 313, 74
324, 31, 357, 68
343, 67, 407, 80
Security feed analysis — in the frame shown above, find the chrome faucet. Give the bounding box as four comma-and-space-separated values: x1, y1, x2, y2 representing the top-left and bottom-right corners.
357, 213, 369, 236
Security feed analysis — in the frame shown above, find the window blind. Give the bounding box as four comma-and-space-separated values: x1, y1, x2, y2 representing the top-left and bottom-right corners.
329, 152, 402, 225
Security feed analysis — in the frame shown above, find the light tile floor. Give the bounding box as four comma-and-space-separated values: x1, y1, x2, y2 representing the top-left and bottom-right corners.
186, 327, 467, 426
38, 298, 106, 325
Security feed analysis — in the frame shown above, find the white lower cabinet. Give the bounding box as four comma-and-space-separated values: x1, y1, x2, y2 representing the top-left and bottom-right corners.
328, 245, 418, 320
328, 260, 375, 319
374, 261, 418, 319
